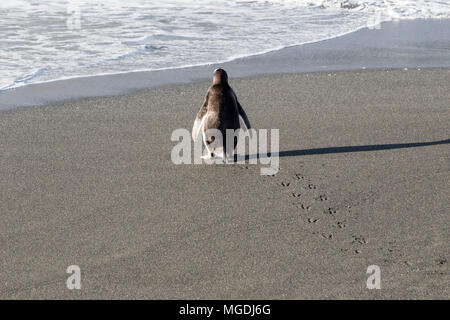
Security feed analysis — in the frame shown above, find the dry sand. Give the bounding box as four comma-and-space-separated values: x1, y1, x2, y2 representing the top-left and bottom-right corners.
0, 68, 449, 299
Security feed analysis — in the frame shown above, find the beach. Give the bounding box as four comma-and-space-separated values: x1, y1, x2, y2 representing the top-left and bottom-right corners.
1, 68, 449, 299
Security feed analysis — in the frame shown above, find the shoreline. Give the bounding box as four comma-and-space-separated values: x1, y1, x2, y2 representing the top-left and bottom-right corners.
1, 18, 450, 111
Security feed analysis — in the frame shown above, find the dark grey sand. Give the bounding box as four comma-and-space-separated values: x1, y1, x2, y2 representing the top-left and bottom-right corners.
1, 68, 449, 299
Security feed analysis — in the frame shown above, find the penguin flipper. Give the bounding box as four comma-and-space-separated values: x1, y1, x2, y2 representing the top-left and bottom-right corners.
192, 92, 210, 141
237, 100, 253, 139
237, 100, 251, 131
192, 114, 207, 141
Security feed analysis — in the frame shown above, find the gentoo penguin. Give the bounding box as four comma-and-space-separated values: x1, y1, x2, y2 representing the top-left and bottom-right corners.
192, 68, 251, 160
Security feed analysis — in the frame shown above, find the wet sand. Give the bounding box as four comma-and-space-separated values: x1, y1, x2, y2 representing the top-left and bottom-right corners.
0, 68, 449, 299
2, 19, 450, 111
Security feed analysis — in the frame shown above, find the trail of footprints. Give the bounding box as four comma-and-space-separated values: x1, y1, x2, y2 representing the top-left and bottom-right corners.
245, 165, 428, 261
277, 168, 366, 254
269, 168, 442, 263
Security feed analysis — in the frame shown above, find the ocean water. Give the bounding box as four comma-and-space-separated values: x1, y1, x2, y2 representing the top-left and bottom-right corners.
1, 0, 450, 91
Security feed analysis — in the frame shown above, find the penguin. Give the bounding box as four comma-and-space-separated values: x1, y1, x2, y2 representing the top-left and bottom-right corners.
192, 68, 251, 160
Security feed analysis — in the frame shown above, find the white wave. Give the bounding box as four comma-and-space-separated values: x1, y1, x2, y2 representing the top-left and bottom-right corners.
1, 0, 450, 91
0, 67, 48, 91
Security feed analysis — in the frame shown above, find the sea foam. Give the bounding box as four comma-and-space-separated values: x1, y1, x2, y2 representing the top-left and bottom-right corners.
1, 0, 449, 90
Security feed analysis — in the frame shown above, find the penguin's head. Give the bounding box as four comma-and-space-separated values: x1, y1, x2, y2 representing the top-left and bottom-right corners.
213, 68, 228, 85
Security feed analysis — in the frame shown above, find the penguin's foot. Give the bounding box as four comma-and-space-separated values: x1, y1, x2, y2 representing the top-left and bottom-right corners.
201, 153, 215, 160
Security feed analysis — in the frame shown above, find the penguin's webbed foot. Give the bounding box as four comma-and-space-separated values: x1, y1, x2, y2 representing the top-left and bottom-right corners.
201, 153, 215, 160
